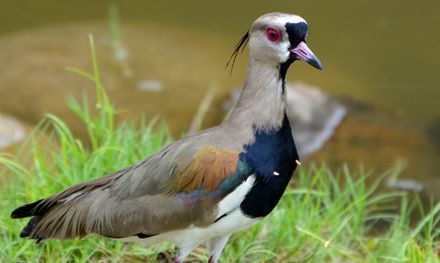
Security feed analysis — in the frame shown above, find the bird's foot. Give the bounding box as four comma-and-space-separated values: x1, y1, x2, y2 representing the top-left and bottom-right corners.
156, 251, 173, 263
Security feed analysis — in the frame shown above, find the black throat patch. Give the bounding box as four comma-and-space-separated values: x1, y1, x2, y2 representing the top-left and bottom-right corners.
279, 59, 293, 93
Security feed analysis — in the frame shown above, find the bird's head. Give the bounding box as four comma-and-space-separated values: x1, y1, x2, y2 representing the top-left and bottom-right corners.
228, 13, 322, 71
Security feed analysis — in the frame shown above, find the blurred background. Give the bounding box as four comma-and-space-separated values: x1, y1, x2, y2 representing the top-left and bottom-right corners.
0, 1, 439, 199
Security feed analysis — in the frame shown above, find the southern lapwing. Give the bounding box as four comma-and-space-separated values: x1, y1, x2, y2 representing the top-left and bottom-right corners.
11, 12, 322, 262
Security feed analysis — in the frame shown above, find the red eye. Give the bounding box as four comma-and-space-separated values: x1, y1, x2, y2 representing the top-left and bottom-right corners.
266, 28, 281, 42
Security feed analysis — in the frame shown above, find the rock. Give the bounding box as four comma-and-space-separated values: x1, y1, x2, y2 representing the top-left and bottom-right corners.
386, 178, 424, 192
313, 98, 440, 199
0, 113, 26, 149
224, 82, 347, 158
137, 80, 164, 92
285, 82, 347, 157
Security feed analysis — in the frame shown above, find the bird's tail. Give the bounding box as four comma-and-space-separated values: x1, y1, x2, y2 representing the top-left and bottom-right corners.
10, 172, 120, 241
11, 199, 44, 239
11, 190, 90, 241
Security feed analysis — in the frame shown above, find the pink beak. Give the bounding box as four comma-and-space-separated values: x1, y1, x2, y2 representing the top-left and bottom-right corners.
290, 41, 323, 70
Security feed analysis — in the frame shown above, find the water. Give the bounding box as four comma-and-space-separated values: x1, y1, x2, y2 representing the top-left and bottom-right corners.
0, 1, 439, 196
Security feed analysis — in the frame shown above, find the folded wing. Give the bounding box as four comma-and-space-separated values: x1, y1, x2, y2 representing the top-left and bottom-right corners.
12, 140, 252, 240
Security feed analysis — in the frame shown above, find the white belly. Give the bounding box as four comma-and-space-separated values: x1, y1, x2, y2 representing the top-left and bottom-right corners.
120, 209, 258, 247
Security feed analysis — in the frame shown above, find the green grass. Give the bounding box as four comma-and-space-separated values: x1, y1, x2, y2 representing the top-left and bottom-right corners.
1, 36, 439, 262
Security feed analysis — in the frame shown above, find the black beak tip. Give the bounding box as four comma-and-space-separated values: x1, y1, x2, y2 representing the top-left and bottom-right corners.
308, 58, 323, 70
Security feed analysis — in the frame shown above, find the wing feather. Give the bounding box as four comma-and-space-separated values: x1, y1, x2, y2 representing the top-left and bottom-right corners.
175, 145, 239, 193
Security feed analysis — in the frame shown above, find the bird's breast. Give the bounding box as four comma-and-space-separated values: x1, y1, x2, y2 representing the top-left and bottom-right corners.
239, 114, 299, 218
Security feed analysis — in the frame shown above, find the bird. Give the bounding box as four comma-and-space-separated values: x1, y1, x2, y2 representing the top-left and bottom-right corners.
11, 12, 322, 263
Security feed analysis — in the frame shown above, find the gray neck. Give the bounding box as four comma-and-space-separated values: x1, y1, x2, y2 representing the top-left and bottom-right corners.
226, 58, 287, 132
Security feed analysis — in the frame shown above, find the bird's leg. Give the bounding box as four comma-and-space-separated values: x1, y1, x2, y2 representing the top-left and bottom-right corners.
207, 234, 230, 263
173, 243, 199, 263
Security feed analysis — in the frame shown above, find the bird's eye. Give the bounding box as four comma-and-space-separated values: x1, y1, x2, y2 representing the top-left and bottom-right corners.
265, 28, 281, 42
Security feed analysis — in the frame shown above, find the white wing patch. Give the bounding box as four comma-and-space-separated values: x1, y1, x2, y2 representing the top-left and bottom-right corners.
217, 175, 255, 218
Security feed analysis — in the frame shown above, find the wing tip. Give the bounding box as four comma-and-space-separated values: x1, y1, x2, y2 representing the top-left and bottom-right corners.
19, 216, 40, 238
11, 199, 44, 219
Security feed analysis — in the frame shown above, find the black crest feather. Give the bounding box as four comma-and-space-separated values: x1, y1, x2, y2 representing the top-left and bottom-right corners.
226, 31, 249, 75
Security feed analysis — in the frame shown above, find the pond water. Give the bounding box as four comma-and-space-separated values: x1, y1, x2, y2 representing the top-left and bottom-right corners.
0, 1, 439, 197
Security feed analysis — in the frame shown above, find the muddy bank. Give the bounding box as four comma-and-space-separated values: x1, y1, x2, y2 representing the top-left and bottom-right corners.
0, 22, 244, 140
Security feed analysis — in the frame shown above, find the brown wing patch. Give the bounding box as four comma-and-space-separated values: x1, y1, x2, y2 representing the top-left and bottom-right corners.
177, 145, 238, 193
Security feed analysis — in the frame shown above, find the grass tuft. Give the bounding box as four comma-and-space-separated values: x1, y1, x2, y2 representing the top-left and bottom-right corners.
1, 36, 439, 262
